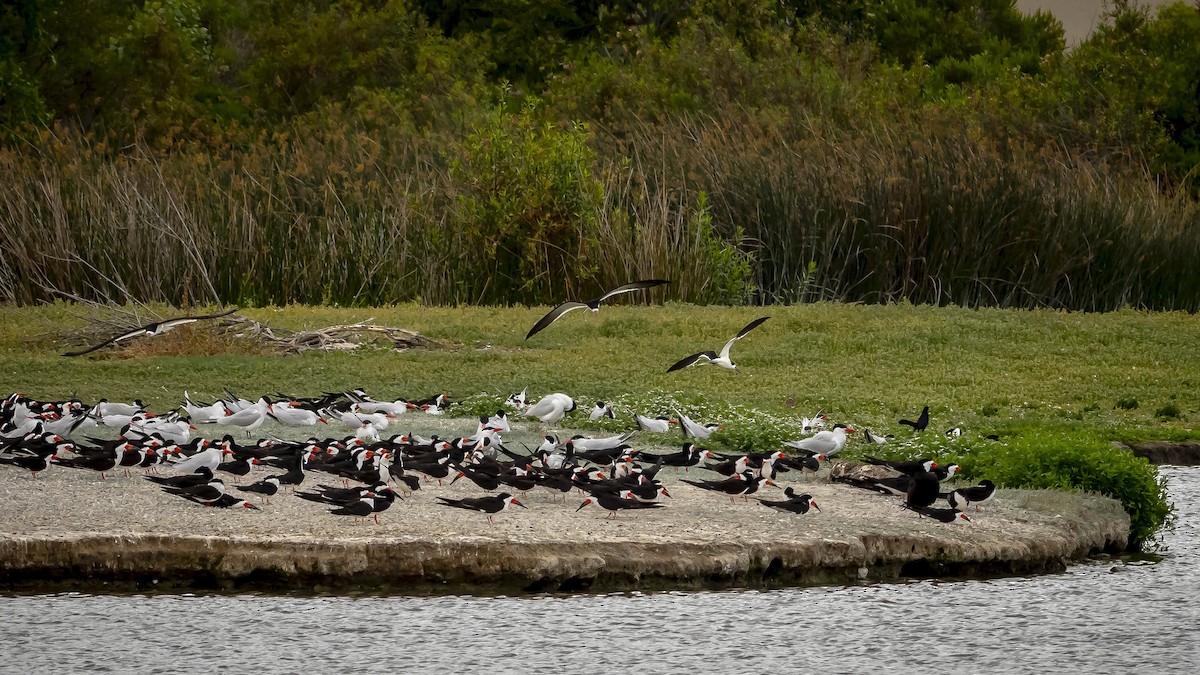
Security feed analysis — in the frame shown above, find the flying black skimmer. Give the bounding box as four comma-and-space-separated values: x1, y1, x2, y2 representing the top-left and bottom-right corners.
436, 492, 525, 524
899, 406, 930, 432
667, 316, 769, 373
62, 308, 238, 356
757, 488, 820, 514
526, 279, 670, 339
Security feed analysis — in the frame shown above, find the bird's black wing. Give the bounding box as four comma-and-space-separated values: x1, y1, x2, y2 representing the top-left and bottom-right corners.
733, 316, 771, 340
667, 351, 717, 373
526, 301, 589, 339
596, 279, 671, 303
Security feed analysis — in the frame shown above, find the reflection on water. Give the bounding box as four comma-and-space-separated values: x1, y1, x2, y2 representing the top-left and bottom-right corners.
2, 467, 1197, 674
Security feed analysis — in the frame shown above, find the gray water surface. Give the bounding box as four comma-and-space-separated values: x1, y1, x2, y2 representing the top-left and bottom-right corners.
3, 466, 1197, 674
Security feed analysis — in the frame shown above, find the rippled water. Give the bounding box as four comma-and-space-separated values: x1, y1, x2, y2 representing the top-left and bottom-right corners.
3, 467, 1197, 674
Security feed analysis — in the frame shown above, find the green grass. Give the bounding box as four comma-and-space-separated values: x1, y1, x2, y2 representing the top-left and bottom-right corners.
2, 301, 1191, 547
4, 301, 1198, 436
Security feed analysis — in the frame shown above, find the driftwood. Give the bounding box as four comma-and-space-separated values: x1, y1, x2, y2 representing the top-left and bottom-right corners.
220, 315, 438, 354
60, 311, 439, 356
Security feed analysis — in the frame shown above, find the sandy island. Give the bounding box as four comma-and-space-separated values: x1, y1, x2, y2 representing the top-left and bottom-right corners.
0, 417, 1130, 594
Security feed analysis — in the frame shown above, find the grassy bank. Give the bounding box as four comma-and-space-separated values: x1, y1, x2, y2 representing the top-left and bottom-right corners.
1, 301, 1188, 546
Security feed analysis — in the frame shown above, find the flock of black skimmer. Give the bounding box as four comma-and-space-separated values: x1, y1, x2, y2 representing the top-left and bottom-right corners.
1, 385, 994, 526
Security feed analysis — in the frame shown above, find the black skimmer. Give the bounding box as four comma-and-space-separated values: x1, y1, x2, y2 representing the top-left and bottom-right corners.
0, 446, 58, 477
61, 308, 238, 356
757, 488, 820, 514
201, 494, 261, 510
638, 443, 714, 471
525, 279, 670, 339
330, 495, 377, 523
576, 490, 665, 518
932, 463, 960, 482
436, 492, 526, 524
666, 316, 769, 373
865, 456, 937, 476
947, 480, 996, 511
682, 474, 776, 502
899, 406, 930, 432
162, 477, 227, 505
236, 476, 281, 504
909, 505, 971, 523
145, 466, 216, 489
783, 424, 854, 457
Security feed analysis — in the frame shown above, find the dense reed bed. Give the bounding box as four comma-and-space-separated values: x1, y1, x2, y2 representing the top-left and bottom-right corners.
2, 111, 1197, 310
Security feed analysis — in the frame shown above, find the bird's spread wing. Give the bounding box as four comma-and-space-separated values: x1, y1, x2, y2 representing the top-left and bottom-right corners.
62, 307, 239, 356
597, 279, 670, 303
526, 302, 588, 339
667, 351, 717, 372
718, 316, 770, 359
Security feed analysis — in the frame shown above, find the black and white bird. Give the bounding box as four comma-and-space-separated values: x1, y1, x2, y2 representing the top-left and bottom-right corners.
667, 316, 769, 373
589, 401, 615, 420
526, 279, 670, 339
62, 308, 239, 356
946, 480, 996, 512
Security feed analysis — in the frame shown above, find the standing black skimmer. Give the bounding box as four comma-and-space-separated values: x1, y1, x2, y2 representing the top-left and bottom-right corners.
525, 279, 670, 339
899, 406, 930, 432
667, 316, 770, 373
757, 488, 820, 514
61, 308, 238, 356
0, 446, 59, 477
145, 466, 216, 489
638, 443, 715, 471
436, 492, 525, 524
236, 476, 281, 504
576, 490, 665, 518
947, 480, 996, 512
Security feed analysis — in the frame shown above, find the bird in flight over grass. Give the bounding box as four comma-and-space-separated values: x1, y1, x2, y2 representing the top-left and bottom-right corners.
63, 308, 239, 356
667, 316, 770, 373
526, 279, 670, 339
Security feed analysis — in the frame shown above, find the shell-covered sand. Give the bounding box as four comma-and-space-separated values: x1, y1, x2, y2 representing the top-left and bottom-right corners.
0, 415, 1130, 594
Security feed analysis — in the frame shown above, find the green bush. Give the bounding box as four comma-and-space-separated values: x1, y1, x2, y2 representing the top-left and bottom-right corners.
948, 427, 1173, 550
